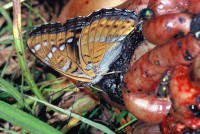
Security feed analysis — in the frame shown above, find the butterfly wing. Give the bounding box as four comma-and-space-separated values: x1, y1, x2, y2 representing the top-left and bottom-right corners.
27, 18, 92, 82
27, 8, 139, 84
78, 9, 139, 83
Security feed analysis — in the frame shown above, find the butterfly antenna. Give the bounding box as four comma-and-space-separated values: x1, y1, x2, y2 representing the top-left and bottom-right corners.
102, 71, 123, 76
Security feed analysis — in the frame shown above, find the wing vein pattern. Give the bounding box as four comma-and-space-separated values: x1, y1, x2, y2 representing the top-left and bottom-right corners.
27, 8, 138, 84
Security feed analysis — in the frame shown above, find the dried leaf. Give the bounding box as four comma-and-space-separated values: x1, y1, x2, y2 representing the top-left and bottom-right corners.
48, 92, 98, 124
0, 47, 33, 75
0, 16, 6, 27
0, 46, 12, 66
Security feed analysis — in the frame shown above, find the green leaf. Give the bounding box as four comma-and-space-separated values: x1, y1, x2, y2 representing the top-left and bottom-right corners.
0, 8, 12, 32
116, 110, 128, 124
12, 0, 45, 101
0, 100, 62, 134
0, 77, 25, 107
46, 73, 57, 81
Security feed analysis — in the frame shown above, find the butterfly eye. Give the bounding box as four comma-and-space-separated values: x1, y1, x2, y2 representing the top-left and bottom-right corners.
139, 8, 154, 20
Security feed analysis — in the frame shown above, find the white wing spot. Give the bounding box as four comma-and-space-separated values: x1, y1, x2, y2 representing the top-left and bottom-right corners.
47, 52, 53, 59
44, 57, 49, 65
43, 41, 47, 46
31, 48, 36, 53
100, 36, 106, 42
62, 61, 71, 71
34, 43, 41, 51
59, 44, 65, 51
52, 46, 57, 53
86, 63, 93, 70
72, 68, 82, 75
95, 35, 100, 42
72, 68, 88, 78
67, 38, 73, 43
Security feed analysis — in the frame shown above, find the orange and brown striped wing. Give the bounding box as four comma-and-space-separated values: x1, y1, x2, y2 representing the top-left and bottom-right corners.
27, 8, 139, 84
79, 9, 138, 76
27, 20, 92, 82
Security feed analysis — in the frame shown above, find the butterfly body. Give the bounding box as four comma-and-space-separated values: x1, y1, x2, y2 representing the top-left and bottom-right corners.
27, 8, 139, 86
99, 25, 144, 104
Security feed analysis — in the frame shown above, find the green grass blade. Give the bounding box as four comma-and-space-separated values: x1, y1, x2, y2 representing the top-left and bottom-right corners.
12, 0, 45, 101
0, 8, 12, 31
26, 95, 116, 134
0, 77, 28, 108
22, 2, 47, 23
0, 100, 62, 134
116, 113, 137, 131
116, 110, 128, 124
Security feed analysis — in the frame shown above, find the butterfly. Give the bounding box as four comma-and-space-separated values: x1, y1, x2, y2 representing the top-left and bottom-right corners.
27, 8, 140, 86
